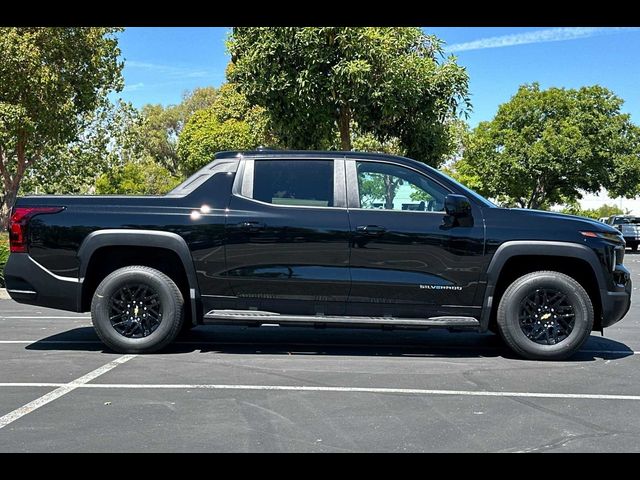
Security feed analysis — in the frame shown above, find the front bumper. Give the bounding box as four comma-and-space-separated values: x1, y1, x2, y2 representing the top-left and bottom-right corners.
3, 253, 80, 312
600, 265, 632, 328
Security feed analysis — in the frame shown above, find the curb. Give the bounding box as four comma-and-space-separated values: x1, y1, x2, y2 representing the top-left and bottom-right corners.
0, 288, 10, 300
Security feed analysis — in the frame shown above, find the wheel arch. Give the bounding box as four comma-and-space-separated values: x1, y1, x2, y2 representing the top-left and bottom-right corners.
481, 241, 606, 332
78, 229, 201, 326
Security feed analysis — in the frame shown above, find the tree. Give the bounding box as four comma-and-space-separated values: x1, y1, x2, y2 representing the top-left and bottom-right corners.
0, 27, 123, 227
458, 83, 640, 210
21, 100, 142, 195
228, 27, 469, 164
177, 83, 272, 174
95, 159, 181, 195
138, 87, 217, 176
560, 202, 627, 220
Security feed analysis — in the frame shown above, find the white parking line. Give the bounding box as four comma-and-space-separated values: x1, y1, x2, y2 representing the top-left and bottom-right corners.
0, 355, 136, 430
2, 381, 640, 402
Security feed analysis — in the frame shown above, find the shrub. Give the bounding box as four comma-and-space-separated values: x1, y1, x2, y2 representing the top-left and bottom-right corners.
0, 233, 9, 288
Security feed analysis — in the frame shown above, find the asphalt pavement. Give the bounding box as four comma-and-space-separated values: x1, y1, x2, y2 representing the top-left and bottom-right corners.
2, 254, 640, 452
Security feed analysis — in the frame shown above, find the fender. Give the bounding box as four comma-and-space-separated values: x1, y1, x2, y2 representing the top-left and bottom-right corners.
479, 240, 606, 331
78, 229, 201, 326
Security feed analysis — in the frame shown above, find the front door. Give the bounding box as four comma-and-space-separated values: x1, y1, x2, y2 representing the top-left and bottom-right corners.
345, 159, 485, 319
223, 157, 351, 316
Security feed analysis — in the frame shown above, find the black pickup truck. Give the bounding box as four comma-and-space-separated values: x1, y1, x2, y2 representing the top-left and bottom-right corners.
3, 150, 632, 359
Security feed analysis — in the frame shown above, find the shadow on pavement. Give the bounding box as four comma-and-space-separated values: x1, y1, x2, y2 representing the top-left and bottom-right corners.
24, 325, 635, 361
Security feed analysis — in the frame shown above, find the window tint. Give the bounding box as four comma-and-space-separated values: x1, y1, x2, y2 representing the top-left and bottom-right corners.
356, 161, 448, 212
614, 216, 640, 224
253, 160, 334, 207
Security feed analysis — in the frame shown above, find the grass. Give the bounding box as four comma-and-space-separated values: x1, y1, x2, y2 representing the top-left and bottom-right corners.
0, 233, 8, 288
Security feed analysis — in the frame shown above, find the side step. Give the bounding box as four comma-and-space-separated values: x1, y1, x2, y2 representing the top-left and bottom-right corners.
203, 310, 480, 330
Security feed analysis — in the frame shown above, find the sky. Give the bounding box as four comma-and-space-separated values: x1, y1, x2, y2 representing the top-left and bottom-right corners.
115, 26, 640, 127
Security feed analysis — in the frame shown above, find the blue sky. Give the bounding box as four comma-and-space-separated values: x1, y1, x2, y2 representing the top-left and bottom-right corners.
115, 27, 640, 127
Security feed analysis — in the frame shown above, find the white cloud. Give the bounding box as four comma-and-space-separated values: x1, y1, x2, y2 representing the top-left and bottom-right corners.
125, 60, 223, 80
447, 27, 640, 53
123, 82, 144, 92
126, 61, 163, 70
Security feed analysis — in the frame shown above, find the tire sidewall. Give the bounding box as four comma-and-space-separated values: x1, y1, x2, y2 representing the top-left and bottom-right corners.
499, 273, 593, 359
92, 269, 182, 352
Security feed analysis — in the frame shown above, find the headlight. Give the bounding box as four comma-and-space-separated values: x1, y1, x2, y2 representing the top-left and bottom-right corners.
580, 231, 625, 243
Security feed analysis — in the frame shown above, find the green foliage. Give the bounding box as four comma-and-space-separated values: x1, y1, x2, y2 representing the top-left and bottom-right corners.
0, 233, 8, 288
21, 100, 142, 195
138, 87, 218, 176
21, 86, 216, 195
0, 27, 123, 227
95, 159, 181, 195
177, 83, 272, 174
459, 83, 640, 209
441, 162, 486, 197
358, 173, 400, 209
228, 27, 469, 164
560, 202, 625, 220
351, 131, 406, 157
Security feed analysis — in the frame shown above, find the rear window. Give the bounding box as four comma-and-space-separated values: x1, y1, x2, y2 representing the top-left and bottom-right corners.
252, 160, 334, 207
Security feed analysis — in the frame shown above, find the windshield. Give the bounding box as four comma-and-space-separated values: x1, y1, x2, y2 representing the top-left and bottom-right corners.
613, 216, 640, 224
436, 169, 497, 208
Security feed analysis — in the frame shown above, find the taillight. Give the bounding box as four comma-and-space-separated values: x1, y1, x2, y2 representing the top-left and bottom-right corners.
9, 207, 64, 253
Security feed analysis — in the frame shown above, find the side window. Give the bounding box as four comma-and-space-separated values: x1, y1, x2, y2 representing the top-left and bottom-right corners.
252, 160, 334, 207
356, 161, 448, 212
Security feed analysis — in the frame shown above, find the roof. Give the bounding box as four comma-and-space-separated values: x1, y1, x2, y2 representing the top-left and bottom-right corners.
212, 149, 497, 209
214, 149, 428, 168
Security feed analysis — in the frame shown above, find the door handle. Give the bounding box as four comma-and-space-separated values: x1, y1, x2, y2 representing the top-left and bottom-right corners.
356, 225, 387, 236
235, 221, 266, 232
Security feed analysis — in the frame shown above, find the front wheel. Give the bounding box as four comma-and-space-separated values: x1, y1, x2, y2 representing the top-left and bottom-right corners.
497, 271, 593, 360
91, 266, 184, 354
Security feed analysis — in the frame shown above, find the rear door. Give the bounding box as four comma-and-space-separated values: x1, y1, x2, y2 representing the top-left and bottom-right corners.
223, 156, 351, 316
345, 158, 485, 319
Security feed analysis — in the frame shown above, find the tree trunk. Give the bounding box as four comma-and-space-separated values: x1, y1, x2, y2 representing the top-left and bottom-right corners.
0, 136, 29, 229
0, 190, 16, 230
384, 175, 395, 210
526, 177, 545, 210
338, 105, 351, 151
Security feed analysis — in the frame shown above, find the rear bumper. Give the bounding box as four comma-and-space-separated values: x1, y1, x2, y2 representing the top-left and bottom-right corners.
3, 253, 80, 312
600, 265, 632, 328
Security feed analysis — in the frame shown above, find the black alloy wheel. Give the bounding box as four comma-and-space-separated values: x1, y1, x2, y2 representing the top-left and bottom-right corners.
108, 283, 163, 338
518, 288, 575, 345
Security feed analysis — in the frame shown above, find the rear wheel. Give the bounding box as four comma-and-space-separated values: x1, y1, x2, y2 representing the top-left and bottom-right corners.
497, 271, 593, 360
91, 266, 184, 353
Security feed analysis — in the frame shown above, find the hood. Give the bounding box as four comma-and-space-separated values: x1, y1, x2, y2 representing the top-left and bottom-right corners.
503, 208, 620, 234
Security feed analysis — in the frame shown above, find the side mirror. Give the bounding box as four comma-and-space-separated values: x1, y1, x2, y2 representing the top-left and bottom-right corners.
443, 194, 473, 227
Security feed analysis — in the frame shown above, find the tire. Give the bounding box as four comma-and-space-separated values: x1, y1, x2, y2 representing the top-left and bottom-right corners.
631, 243, 638, 252
497, 271, 593, 360
91, 266, 184, 354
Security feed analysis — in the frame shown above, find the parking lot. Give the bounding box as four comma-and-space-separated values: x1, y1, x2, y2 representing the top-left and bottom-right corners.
1, 256, 640, 452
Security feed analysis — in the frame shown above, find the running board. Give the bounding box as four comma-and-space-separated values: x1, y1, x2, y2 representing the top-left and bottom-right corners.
203, 310, 480, 329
